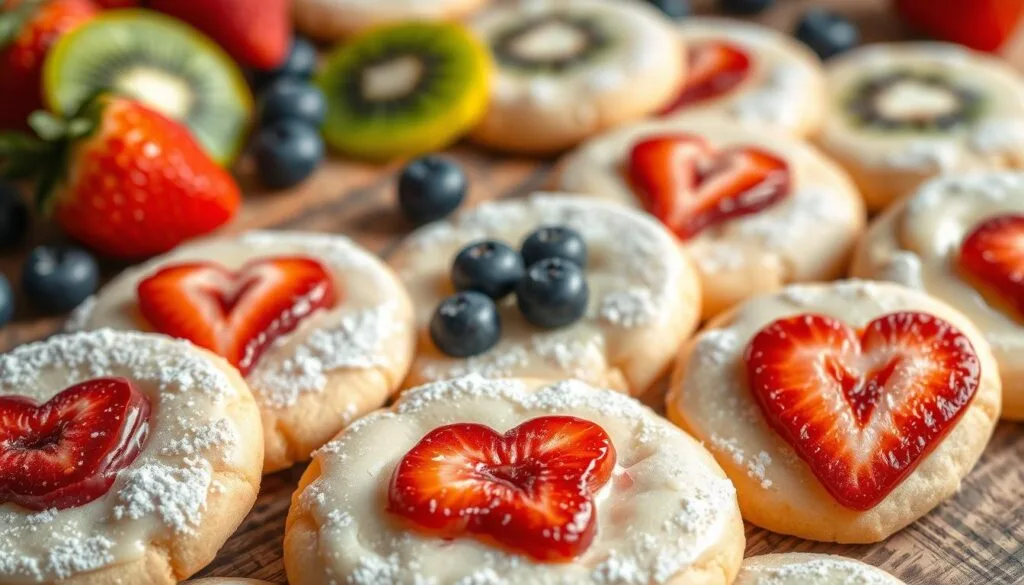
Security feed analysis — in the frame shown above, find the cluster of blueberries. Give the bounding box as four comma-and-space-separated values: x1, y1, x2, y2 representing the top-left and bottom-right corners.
430, 226, 590, 358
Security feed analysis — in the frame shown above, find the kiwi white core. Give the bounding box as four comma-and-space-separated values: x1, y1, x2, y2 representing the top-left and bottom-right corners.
116, 67, 195, 120
874, 80, 960, 120
508, 21, 589, 62
362, 56, 425, 101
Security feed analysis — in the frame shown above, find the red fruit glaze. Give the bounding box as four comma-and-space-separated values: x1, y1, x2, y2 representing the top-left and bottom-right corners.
388, 415, 617, 562
661, 41, 752, 114
0, 377, 150, 511
55, 97, 241, 259
0, 0, 98, 130
958, 213, 1024, 322
745, 311, 981, 510
629, 134, 790, 240
895, 0, 1024, 52
137, 256, 338, 375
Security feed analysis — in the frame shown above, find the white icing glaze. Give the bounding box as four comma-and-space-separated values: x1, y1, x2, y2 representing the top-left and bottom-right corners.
68, 230, 408, 410
292, 376, 741, 585
0, 331, 249, 583
736, 553, 906, 585
389, 194, 699, 392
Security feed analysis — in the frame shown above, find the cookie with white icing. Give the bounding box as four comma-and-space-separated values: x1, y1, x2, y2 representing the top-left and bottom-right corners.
852, 172, 1024, 420
0, 330, 263, 584
68, 230, 416, 474
817, 42, 1024, 212
661, 18, 825, 137
467, 0, 685, 154
667, 280, 1000, 543
293, 0, 488, 41
736, 554, 906, 585
389, 194, 701, 395
557, 117, 865, 319
284, 376, 745, 585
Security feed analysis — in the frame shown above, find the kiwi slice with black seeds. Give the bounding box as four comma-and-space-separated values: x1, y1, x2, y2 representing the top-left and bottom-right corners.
43, 10, 253, 165
491, 13, 616, 74
316, 22, 492, 161
845, 69, 985, 133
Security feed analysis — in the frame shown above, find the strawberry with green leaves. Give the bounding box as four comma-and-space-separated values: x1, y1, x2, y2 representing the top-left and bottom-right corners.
0, 95, 241, 259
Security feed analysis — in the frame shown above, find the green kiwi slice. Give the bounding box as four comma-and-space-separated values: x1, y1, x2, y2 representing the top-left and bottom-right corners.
490, 12, 616, 74
845, 70, 985, 133
316, 21, 492, 161
43, 10, 253, 165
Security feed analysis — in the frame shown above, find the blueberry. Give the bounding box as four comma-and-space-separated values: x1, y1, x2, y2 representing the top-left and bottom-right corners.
22, 246, 99, 313
0, 181, 28, 249
258, 79, 327, 126
397, 156, 467, 225
0, 274, 13, 327
451, 240, 525, 300
516, 258, 589, 329
794, 9, 859, 60
254, 37, 318, 87
429, 291, 502, 357
254, 121, 324, 189
719, 0, 773, 15
646, 0, 689, 18
520, 226, 588, 269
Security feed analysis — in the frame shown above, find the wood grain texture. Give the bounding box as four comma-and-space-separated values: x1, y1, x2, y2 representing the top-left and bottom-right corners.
4, 1, 1024, 584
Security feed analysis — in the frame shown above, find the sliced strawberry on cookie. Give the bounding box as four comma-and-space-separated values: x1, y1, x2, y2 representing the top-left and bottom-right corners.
388, 415, 616, 562
0, 377, 150, 510
137, 257, 338, 375
745, 311, 980, 510
958, 213, 1024, 322
661, 41, 752, 114
629, 134, 790, 240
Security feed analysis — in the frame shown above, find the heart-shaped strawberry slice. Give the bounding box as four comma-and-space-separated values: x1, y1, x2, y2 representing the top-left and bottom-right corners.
0, 377, 150, 511
661, 41, 752, 114
958, 214, 1024, 322
388, 415, 616, 562
629, 134, 790, 240
137, 256, 338, 375
745, 311, 980, 510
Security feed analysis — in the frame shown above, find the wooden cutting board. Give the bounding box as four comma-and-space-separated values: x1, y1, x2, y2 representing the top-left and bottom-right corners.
3, 1, 1024, 583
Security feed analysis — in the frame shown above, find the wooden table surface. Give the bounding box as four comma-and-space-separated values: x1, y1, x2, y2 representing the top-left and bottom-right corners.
4, 1, 1024, 584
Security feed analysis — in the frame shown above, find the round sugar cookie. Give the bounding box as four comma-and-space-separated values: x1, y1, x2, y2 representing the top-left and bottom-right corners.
293, 0, 489, 41
661, 18, 826, 137
852, 172, 1024, 420
736, 554, 906, 585
0, 330, 263, 585
817, 42, 1024, 212
284, 376, 745, 585
557, 117, 865, 319
666, 280, 1001, 543
67, 230, 416, 474
468, 0, 685, 154
388, 193, 701, 395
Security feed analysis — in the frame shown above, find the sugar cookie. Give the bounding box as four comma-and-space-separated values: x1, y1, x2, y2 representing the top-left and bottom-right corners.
661, 18, 825, 137
285, 376, 745, 585
737, 554, 906, 585
67, 231, 416, 474
388, 194, 701, 395
293, 0, 489, 41
0, 330, 263, 584
557, 117, 865, 319
468, 0, 685, 154
817, 42, 1024, 211
852, 172, 1024, 420
667, 280, 1000, 543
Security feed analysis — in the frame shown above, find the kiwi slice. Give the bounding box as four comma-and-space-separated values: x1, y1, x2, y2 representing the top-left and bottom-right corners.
316, 22, 492, 161
43, 10, 253, 165
491, 13, 616, 74
845, 70, 985, 133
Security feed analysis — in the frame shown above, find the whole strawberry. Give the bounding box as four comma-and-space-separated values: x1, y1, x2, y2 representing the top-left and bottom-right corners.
0, 0, 98, 130
0, 96, 241, 259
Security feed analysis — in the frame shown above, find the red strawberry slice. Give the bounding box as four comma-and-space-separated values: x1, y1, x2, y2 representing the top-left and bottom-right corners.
0, 377, 150, 510
136, 256, 338, 375
388, 415, 616, 562
745, 311, 980, 510
661, 41, 752, 114
629, 134, 790, 240
958, 214, 1024, 322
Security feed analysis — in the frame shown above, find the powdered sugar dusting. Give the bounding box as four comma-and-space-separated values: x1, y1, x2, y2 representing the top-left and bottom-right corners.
731, 64, 810, 127
159, 418, 237, 459
112, 460, 212, 534
730, 187, 855, 251
599, 288, 658, 327
739, 554, 903, 584
0, 509, 115, 581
